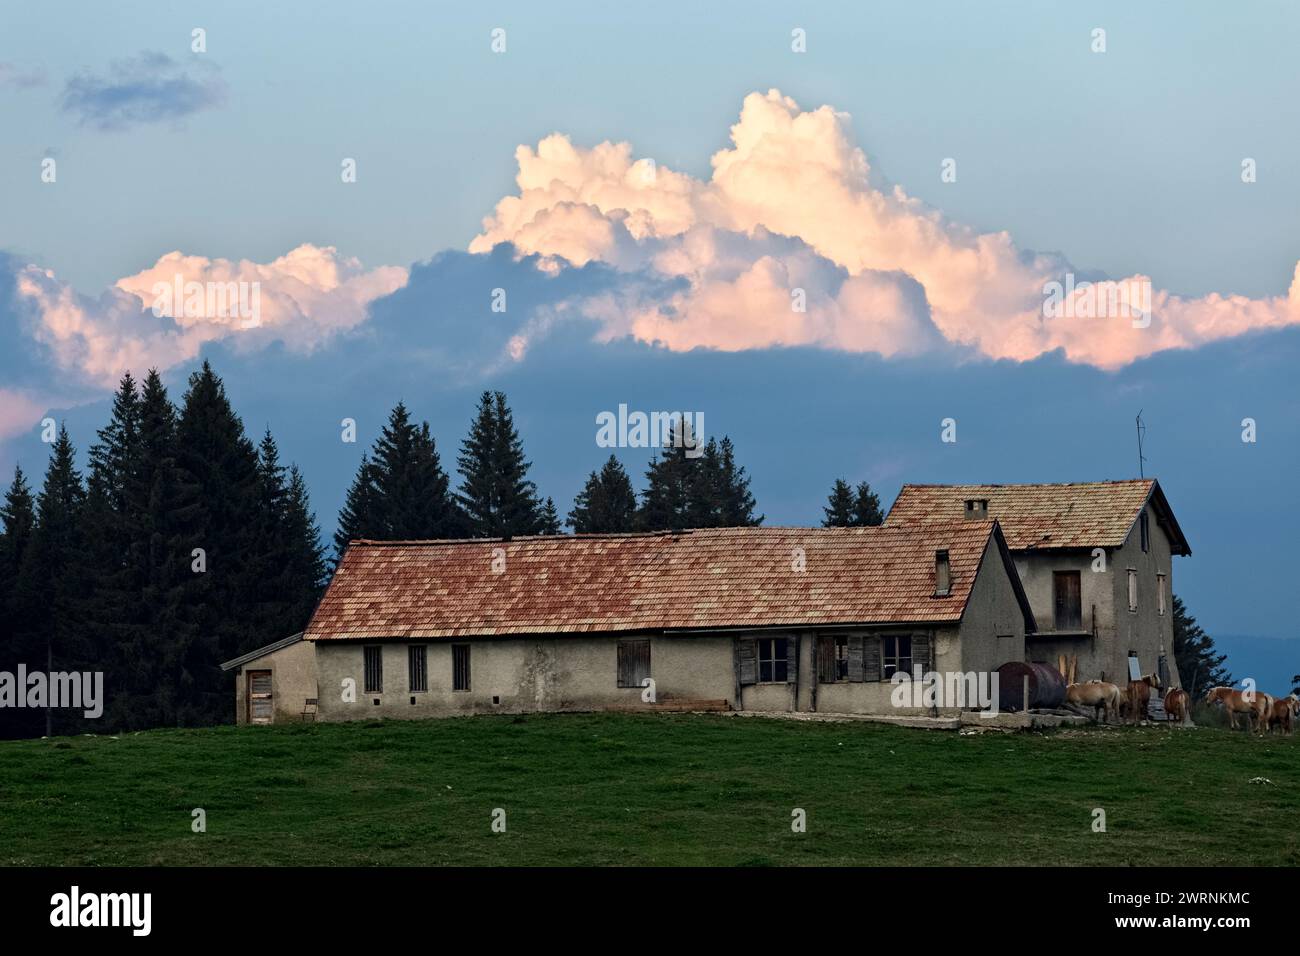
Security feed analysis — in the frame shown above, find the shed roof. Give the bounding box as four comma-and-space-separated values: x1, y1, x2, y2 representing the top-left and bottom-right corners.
884, 479, 1190, 555
219, 631, 305, 672
305, 522, 1031, 641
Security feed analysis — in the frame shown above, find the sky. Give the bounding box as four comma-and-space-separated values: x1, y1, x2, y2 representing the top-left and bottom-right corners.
1, 1, 1297, 688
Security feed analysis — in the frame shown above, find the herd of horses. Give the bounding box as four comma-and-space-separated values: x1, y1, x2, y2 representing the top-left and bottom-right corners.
1064, 675, 1300, 734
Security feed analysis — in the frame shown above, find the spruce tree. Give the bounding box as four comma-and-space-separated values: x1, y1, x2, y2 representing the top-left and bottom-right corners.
334, 454, 381, 557
457, 391, 542, 538
851, 482, 883, 526
716, 436, 761, 526
371, 403, 461, 538
0, 467, 36, 739
639, 417, 694, 531
822, 479, 856, 527
568, 455, 638, 533
538, 497, 562, 534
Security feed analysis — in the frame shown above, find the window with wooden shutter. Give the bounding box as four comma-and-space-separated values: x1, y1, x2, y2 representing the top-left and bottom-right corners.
737, 639, 758, 686
1053, 571, 1082, 630
363, 646, 383, 694
881, 635, 912, 680
1127, 569, 1138, 612
816, 636, 836, 684
785, 636, 798, 684
849, 634, 867, 682
617, 638, 651, 688
1157, 572, 1167, 616
758, 637, 788, 683
452, 644, 471, 691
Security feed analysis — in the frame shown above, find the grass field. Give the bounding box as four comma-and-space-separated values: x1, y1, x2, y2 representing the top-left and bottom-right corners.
2, 713, 1298, 866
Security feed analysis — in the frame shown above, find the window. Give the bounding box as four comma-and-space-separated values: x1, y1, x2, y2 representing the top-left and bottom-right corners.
758, 637, 788, 683
881, 635, 912, 680
1157, 572, 1166, 616
363, 646, 383, 694
1053, 571, 1082, 630
452, 644, 471, 692
934, 549, 951, 596
408, 645, 427, 693
1127, 569, 1138, 612
816, 635, 849, 683
617, 638, 651, 688
1139, 511, 1150, 553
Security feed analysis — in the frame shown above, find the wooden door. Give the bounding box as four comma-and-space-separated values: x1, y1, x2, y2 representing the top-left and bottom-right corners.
248, 670, 273, 724
1053, 571, 1082, 631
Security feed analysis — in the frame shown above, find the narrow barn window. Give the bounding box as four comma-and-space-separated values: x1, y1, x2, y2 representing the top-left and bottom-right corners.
1139, 511, 1150, 553
408, 645, 427, 693
758, 637, 788, 683
363, 646, 383, 694
452, 644, 471, 692
1128, 569, 1138, 612
835, 636, 849, 681
881, 635, 912, 680
934, 549, 951, 596
1157, 572, 1167, 616
617, 639, 651, 688
1053, 571, 1082, 631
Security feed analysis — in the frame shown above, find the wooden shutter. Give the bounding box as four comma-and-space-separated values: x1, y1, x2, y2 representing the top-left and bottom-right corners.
785, 636, 798, 683
912, 632, 931, 672
816, 636, 837, 683
737, 638, 758, 686
847, 634, 865, 682
862, 637, 882, 682
617, 639, 651, 688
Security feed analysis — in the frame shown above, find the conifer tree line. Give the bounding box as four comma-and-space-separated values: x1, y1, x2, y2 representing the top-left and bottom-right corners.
0, 363, 326, 738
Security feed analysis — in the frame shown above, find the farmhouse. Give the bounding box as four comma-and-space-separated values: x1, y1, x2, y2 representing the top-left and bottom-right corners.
223, 521, 1035, 723
884, 480, 1190, 687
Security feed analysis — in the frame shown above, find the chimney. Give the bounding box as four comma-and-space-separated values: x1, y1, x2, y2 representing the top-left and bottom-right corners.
934, 549, 951, 596
964, 498, 989, 520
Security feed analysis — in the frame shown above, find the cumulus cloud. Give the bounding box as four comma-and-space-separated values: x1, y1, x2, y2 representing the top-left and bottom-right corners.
15, 245, 408, 387
473, 89, 1300, 369
61, 52, 225, 130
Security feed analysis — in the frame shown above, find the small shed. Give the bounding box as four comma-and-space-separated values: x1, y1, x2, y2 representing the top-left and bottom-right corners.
220, 632, 318, 725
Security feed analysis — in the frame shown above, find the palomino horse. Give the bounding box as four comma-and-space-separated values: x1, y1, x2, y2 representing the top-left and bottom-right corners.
1124, 674, 1161, 725
1204, 686, 1273, 734
1163, 687, 1190, 724
1065, 680, 1123, 724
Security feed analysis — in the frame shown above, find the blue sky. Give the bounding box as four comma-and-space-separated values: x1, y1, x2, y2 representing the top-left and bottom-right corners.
1, 1, 1297, 688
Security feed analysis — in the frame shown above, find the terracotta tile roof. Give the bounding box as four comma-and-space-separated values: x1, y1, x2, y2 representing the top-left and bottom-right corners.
884, 479, 1190, 554
305, 522, 1010, 641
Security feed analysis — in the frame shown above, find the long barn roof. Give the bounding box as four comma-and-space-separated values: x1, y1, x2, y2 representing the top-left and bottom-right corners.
305, 521, 1032, 641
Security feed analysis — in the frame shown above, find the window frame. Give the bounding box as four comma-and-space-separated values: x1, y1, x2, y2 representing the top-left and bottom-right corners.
934, 549, 951, 597
408, 644, 428, 693
1139, 511, 1150, 553
757, 636, 789, 684
363, 645, 383, 695
1156, 571, 1166, 616
881, 634, 913, 681
1127, 568, 1139, 612
1053, 570, 1083, 631
616, 638, 652, 689
452, 643, 471, 692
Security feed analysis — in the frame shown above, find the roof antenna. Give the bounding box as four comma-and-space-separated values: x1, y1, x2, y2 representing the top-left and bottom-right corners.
1135, 410, 1147, 478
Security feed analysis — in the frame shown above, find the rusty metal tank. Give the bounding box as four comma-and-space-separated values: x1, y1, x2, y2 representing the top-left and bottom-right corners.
996, 661, 1067, 711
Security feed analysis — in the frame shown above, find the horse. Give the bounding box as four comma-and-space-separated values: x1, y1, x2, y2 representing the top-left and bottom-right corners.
1124, 674, 1161, 725
1066, 680, 1123, 724
1267, 694, 1298, 735
1163, 687, 1190, 724
1204, 686, 1272, 734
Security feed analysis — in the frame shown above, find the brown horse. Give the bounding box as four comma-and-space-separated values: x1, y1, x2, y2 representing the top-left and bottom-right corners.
1204, 686, 1272, 734
1124, 674, 1161, 724
1066, 680, 1123, 724
1267, 694, 1298, 735
1163, 687, 1190, 724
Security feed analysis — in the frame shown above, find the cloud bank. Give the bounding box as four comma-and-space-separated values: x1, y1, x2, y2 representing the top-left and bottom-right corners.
15, 245, 408, 387
61, 52, 226, 130
472, 89, 1300, 369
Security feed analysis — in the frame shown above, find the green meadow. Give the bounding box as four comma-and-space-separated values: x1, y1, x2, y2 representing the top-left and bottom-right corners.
2, 713, 1297, 866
